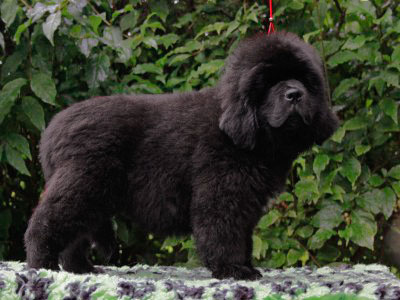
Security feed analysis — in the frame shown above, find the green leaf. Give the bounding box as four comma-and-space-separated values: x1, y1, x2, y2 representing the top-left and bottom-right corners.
225, 20, 240, 37
328, 50, 359, 67
166, 77, 186, 88
355, 144, 371, 156
27, 2, 48, 22
120, 11, 138, 31
316, 245, 341, 262
388, 165, 400, 180
331, 185, 346, 202
149, 0, 169, 22
311, 201, 343, 229
303, 29, 322, 43
344, 116, 368, 131
43, 11, 61, 46
85, 54, 110, 89
161, 236, 184, 249
287, 249, 302, 266
331, 126, 345, 143
14, 20, 31, 44
1, 0, 18, 27
196, 60, 224, 77
196, 22, 227, 38
279, 192, 294, 202
350, 209, 377, 250
79, 38, 99, 57
103, 26, 123, 47
5, 133, 31, 160
132, 63, 163, 75
347, 1, 376, 17
0, 78, 27, 124
246, 9, 258, 23
313, 154, 330, 177
1, 48, 26, 78
392, 46, 400, 62
69, 25, 82, 39
169, 54, 191, 66
31, 73, 57, 105
392, 181, 400, 197
382, 187, 396, 220
171, 40, 202, 55
369, 77, 386, 96
357, 190, 383, 215
267, 251, 286, 268
294, 178, 319, 203
299, 249, 309, 265
143, 21, 165, 32
174, 13, 193, 29
111, 9, 124, 23
143, 36, 158, 49
368, 174, 384, 187
332, 78, 359, 99
338, 227, 352, 245
252, 235, 263, 259
320, 169, 338, 194
5, 144, 30, 176
159, 33, 179, 49
340, 156, 361, 184
296, 225, 314, 239
21, 96, 45, 131
381, 70, 400, 88
379, 98, 398, 124
88, 15, 102, 34
342, 36, 367, 50
258, 209, 281, 229
307, 228, 335, 250
288, 0, 304, 10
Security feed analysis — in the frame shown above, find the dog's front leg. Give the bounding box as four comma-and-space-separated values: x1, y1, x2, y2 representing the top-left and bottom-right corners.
191, 171, 262, 280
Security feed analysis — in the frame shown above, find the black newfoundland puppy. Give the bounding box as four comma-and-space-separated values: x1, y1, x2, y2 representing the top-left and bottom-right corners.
25, 32, 338, 280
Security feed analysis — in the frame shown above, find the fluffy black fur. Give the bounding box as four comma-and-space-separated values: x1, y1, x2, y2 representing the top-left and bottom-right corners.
25, 32, 339, 280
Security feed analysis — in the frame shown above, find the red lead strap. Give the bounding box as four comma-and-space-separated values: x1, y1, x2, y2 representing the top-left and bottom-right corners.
268, 0, 275, 34
267, 0, 275, 34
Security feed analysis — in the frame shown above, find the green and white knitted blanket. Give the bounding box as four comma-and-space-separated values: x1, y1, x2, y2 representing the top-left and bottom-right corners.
0, 262, 399, 299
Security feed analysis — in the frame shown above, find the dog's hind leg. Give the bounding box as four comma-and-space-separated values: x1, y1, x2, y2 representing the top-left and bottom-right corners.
90, 219, 117, 264
59, 219, 116, 273
59, 236, 92, 273
24, 160, 123, 272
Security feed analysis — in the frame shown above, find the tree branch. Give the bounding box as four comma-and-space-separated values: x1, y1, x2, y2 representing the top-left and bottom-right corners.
333, 0, 345, 37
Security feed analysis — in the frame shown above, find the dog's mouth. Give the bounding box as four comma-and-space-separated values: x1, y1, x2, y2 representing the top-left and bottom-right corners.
282, 113, 309, 131
268, 105, 312, 128
294, 105, 312, 125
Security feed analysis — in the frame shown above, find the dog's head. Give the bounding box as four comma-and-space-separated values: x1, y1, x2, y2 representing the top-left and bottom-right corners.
218, 32, 339, 151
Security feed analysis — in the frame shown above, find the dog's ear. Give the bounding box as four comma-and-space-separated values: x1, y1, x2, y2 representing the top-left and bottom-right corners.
219, 64, 265, 150
219, 98, 258, 150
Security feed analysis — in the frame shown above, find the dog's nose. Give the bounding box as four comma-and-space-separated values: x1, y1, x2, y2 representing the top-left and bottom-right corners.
285, 88, 303, 104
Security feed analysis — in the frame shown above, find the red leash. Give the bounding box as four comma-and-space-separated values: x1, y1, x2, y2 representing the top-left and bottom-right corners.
267, 0, 275, 34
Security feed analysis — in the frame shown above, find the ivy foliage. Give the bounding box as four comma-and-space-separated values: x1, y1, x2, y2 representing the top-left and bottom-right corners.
0, 0, 399, 268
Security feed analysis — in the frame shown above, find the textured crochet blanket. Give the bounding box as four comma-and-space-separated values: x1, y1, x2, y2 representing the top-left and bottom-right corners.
0, 262, 400, 299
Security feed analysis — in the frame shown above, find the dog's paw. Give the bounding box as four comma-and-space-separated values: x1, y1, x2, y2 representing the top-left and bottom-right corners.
93, 266, 105, 274
212, 264, 262, 280
27, 260, 60, 271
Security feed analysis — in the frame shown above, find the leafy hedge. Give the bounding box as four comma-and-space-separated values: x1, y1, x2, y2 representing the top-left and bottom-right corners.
0, 0, 399, 269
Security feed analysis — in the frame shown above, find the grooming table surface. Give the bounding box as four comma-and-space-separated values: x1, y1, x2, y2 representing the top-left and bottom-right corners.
1, 262, 399, 299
